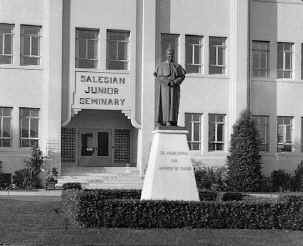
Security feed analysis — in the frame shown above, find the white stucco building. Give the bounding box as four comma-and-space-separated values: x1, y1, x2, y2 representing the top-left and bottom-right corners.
0, 0, 303, 187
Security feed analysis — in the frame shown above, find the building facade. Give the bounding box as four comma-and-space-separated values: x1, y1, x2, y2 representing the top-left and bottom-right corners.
0, 0, 303, 182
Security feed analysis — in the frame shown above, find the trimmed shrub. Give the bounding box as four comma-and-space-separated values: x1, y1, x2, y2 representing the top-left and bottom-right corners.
62, 189, 303, 230
62, 183, 82, 190
226, 110, 263, 192
194, 167, 227, 191
271, 170, 292, 192
292, 162, 303, 191
0, 173, 11, 189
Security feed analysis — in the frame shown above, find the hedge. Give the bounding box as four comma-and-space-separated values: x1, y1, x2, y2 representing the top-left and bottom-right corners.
62, 189, 303, 230
61, 185, 217, 201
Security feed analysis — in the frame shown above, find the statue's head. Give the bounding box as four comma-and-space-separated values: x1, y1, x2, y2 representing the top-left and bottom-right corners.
166, 47, 175, 63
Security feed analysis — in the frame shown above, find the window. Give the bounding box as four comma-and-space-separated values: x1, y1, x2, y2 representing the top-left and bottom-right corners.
75, 28, 99, 68
253, 116, 269, 152
252, 41, 270, 78
106, 30, 130, 70
208, 114, 225, 151
19, 108, 39, 147
20, 25, 41, 65
161, 33, 179, 62
185, 113, 202, 150
209, 37, 226, 74
185, 35, 203, 73
0, 107, 12, 147
0, 24, 14, 64
277, 116, 293, 152
277, 42, 293, 79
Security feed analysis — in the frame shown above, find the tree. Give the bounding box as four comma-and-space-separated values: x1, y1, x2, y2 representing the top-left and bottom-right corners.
226, 110, 263, 192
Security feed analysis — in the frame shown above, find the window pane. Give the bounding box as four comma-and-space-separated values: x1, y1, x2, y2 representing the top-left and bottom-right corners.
1, 139, 11, 147
4, 34, 12, 54
217, 124, 223, 141
192, 143, 200, 150
209, 46, 216, 65
21, 119, 29, 138
87, 39, 97, 59
208, 121, 215, 142
23, 36, 30, 56
107, 30, 130, 70
193, 45, 200, 64
30, 118, 39, 138
217, 47, 224, 65
185, 113, 192, 142
285, 52, 292, 69
22, 25, 40, 35
76, 28, 99, 68
118, 42, 128, 61
193, 122, 200, 141
3, 118, 10, 137
21, 56, 39, 65
78, 39, 86, 58
31, 36, 39, 56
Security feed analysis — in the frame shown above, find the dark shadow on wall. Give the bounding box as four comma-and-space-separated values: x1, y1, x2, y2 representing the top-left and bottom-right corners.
251, 0, 278, 171
61, 0, 71, 125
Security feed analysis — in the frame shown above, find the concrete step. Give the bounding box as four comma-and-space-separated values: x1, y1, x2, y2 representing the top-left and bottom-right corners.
56, 170, 143, 189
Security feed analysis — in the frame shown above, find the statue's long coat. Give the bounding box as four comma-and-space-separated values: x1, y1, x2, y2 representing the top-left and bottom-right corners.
154, 61, 186, 124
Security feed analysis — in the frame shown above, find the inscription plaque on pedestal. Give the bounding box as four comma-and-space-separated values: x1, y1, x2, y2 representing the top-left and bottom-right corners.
141, 128, 200, 201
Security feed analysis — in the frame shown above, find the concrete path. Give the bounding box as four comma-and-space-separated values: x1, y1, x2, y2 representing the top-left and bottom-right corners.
0, 189, 62, 201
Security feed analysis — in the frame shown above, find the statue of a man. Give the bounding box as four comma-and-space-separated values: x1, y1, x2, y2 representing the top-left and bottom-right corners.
154, 48, 186, 126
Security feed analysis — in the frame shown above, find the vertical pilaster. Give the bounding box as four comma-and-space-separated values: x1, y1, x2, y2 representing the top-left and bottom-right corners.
43, 0, 63, 173
229, 0, 249, 123
137, 0, 156, 177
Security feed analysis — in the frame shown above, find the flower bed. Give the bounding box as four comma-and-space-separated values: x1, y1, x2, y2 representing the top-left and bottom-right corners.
62, 189, 303, 230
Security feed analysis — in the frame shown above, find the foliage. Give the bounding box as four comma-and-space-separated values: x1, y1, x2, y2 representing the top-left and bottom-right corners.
270, 169, 292, 192
62, 183, 82, 190
0, 173, 11, 189
194, 166, 227, 191
292, 161, 303, 191
226, 110, 263, 192
13, 147, 45, 189
46, 168, 58, 184
62, 189, 303, 230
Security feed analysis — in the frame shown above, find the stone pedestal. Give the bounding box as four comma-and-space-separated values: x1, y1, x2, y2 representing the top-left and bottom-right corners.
141, 127, 199, 201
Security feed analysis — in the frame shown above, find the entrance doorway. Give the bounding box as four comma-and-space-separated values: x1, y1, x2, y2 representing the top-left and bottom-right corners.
79, 129, 112, 166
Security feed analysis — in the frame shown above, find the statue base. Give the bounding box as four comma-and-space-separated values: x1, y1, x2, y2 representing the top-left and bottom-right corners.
141, 128, 200, 201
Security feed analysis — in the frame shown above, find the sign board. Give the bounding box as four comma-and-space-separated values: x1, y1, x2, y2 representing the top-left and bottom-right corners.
74, 72, 131, 110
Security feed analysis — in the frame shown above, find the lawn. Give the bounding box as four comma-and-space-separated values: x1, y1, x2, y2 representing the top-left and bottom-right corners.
0, 196, 303, 246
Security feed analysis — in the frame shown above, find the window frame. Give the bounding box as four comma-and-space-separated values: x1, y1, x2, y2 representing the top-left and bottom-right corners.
209, 36, 227, 75
277, 116, 293, 152
252, 115, 270, 152
185, 35, 203, 74
0, 107, 12, 148
208, 114, 225, 151
20, 25, 41, 66
252, 41, 270, 78
277, 42, 293, 79
19, 108, 40, 148
185, 113, 202, 151
106, 29, 130, 70
0, 23, 14, 64
75, 27, 99, 69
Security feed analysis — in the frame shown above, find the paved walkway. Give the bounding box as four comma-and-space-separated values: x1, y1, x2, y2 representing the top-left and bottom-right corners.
0, 189, 62, 201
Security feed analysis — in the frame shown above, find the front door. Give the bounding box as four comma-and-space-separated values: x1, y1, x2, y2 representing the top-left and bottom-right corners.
79, 129, 112, 166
